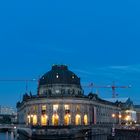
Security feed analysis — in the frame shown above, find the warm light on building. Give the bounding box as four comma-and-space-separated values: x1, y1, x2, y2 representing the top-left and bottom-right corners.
75, 114, 81, 125
119, 114, 122, 119
64, 114, 71, 125
53, 104, 59, 112
41, 114, 48, 126
125, 115, 131, 121
84, 114, 88, 125
33, 115, 37, 125
112, 114, 115, 118
64, 105, 70, 110
52, 114, 59, 126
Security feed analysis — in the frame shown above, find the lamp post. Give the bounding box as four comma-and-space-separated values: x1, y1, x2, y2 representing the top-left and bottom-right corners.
112, 113, 116, 137
118, 114, 122, 125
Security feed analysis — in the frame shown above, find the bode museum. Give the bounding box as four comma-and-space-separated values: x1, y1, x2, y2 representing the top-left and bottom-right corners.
17, 65, 121, 127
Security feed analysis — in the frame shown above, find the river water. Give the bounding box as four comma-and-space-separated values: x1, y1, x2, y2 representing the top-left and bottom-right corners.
0, 132, 16, 140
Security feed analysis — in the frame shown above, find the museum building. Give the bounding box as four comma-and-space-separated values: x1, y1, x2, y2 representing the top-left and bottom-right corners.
17, 65, 121, 126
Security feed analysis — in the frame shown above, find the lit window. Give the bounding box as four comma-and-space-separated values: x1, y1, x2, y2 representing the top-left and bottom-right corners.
64, 114, 71, 125
53, 104, 59, 113
75, 114, 81, 125
42, 105, 46, 111
65, 105, 70, 110
27, 115, 31, 124
33, 115, 37, 126
64, 105, 70, 114
52, 114, 59, 126
42, 105, 46, 114
41, 114, 48, 126
84, 114, 88, 125
72, 75, 75, 79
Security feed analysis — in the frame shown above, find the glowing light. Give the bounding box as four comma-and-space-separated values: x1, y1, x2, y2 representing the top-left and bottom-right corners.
125, 115, 131, 121
119, 115, 122, 118
64, 105, 70, 110
42, 105, 46, 111
112, 114, 115, 118
84, 114, 88, 125
52, 114, 59, 126
75, 114, 81, 125
33, 115, 37, 125
64, 114, 71, 125
53, 104, 59, 112
56, 73, 59, 78
41, 114, 48, 126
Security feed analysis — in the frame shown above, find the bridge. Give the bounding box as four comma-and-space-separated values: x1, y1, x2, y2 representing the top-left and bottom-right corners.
1, 124, 140, 140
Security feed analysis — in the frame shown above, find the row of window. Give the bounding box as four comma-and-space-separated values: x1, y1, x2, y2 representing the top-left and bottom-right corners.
40, 88, 83, 96
31, 104, 84, 114
27, 114, 88, 126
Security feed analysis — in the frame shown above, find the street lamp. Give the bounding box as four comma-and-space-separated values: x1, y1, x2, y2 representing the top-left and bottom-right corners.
112, 113, 116, 118
118, 114, 122, 125
119, 114, 122, 119
111, 113, 116, 137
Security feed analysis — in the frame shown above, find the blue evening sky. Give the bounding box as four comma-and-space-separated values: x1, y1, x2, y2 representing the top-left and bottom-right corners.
0, 0, 140, 108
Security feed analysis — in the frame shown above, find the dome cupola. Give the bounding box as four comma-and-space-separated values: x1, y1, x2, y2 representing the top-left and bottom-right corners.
38, 65, 83, 97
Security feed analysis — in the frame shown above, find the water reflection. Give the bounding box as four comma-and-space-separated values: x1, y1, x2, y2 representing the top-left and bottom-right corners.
0, 132, 16, 140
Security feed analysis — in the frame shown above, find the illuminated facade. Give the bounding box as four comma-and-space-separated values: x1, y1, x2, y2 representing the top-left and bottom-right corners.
17, 65, 120, 126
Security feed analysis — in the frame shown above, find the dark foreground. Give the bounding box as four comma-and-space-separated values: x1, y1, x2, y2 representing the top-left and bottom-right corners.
1, 128, 140, 140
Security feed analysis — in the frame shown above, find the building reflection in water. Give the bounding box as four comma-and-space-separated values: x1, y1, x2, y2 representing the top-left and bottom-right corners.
4, 132, 15, 140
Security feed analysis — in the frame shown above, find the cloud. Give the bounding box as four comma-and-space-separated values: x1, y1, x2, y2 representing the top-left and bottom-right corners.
107, 64, 140, 73
108, 65, 129, 70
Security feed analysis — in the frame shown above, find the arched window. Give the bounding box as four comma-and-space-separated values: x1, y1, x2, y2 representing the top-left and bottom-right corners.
41, 114, 48, 126
32, 115, 37, 126
75, 114, 81, 125
52, 114, 59, 126
64, 114, 71, 125
27, 115, 30, 125
84, 114, 88, 125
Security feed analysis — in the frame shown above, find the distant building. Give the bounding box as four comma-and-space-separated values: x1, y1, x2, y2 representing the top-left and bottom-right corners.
0, 106, 17, 124
104, 97, 136, 124
134, 105, 140, 124
0, 106, 16, 115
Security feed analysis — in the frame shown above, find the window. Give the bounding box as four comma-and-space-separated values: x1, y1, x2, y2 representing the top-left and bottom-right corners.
42, 105, 46, 114
33, 106, 38, 113
42, 105, 46, 111
84, 114, 88, 125
64, 114, 71, 125
27, 115, 31, 125
53, 104, 59, 113
64, 105, 71, 125
75, 114, 81, 125
32, 115, 37, 126
52, 104, 59, 126
65, 105, 70, 110
52, 114, 59, 126
41, 114, 48, 126
76, 105, 80, 112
